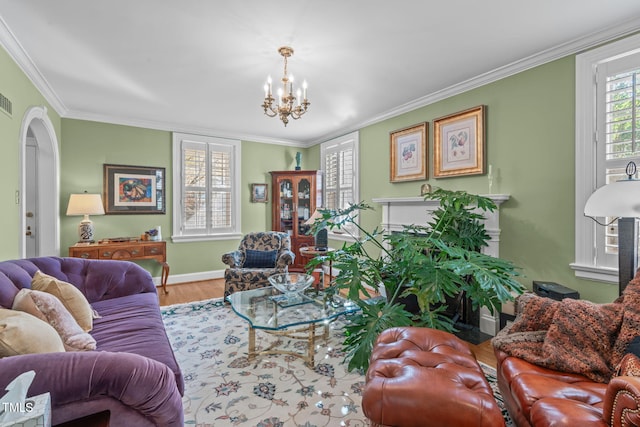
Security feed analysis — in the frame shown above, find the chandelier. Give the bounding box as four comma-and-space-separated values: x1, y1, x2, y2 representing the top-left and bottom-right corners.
262, 46, 310, 126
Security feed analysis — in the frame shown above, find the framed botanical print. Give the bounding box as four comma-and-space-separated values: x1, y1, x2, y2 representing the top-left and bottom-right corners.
433, 105, 485, 178
390, 122, 428, 182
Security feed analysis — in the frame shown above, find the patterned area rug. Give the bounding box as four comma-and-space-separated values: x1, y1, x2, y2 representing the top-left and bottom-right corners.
479, 362, 514, 427
161, 298, 513, 427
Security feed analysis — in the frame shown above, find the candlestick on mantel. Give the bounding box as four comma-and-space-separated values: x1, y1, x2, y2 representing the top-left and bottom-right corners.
488, 164, 494, 194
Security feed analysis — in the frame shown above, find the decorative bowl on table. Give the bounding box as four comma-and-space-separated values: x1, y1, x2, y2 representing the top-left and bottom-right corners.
268, 273, 314, 302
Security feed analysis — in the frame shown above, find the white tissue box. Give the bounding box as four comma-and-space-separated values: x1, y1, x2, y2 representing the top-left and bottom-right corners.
0, 392, 51, 427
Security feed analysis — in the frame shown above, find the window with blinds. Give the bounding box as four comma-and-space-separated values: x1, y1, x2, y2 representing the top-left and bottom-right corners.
172, 133, 240, 241
210, 148, 232, 229
605, 70, 640, 162
321, 131, 359, 236
324, 146, 353, 210
574, 33, 640, 282
602, 68, 640, 258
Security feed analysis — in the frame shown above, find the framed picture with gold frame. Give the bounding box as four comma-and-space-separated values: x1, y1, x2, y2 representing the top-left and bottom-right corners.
251, 183, 268, 203
433, 105, 485, 178
390, 122, 428, 182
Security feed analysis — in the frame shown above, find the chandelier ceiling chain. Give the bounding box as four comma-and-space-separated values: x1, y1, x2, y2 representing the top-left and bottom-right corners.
262, 46, 310, 126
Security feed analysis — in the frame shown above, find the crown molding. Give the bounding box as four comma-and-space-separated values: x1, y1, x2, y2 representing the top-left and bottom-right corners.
64, 109, 307, 147
309, 17, 640, 145
0, 15, 67, 116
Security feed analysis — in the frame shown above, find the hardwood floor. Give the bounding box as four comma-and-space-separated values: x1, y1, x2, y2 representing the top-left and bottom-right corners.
470, 339, 497, 368
158, 278, 497, 367
158, 278, 223, 306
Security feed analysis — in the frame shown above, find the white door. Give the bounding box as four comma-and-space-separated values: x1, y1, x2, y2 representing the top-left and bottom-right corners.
19, 106, 60, 258
25, 136, 38, 257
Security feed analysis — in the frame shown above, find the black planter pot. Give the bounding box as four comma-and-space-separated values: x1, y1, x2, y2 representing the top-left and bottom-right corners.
387, 286, 468, 322
387, 290, 421, 314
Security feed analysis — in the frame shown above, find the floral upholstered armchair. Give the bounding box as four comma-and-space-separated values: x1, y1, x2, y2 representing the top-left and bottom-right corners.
221, 231, 295, 298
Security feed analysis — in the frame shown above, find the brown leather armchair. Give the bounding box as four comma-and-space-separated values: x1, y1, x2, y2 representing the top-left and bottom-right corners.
496, 348, 640, 427
493, 281, 640, 427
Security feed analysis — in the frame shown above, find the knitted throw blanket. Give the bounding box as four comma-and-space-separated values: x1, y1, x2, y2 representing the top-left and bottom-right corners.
492, 275, 640, 383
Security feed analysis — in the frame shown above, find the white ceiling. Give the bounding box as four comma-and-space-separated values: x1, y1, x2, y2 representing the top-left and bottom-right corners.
2, 1, 640, 146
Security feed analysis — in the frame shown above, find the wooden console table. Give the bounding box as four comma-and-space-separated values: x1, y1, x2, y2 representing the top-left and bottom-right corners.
68, 240, 169, 294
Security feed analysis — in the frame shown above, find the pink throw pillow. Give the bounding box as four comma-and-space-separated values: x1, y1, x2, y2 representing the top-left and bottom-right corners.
12, 289, 96, 351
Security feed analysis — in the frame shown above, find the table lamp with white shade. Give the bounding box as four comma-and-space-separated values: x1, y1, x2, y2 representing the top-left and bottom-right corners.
66, 192, 105, 243
584, 161, 640, 294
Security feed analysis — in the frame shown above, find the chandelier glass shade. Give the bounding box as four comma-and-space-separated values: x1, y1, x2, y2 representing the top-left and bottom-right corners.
262, 46, 310, 126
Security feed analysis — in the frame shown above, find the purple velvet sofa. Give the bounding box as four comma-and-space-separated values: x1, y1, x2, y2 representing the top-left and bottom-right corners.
0, 257, 184, 426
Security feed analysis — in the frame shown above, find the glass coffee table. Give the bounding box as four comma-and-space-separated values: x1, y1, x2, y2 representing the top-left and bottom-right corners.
226, 286, 359, 367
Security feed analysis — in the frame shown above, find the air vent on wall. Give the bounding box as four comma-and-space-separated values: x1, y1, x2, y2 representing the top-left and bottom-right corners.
0, 92, 12, 118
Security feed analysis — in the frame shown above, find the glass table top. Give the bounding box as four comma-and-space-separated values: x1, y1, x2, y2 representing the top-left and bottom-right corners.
226, 286, 359, 331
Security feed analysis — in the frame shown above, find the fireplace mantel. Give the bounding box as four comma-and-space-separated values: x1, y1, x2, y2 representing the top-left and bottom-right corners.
372, 194, 510, 335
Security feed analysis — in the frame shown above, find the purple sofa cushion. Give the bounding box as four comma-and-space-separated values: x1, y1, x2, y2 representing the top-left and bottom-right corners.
91, 293, 184, 395
0, 257, 156, 308
0, 351, 183, 426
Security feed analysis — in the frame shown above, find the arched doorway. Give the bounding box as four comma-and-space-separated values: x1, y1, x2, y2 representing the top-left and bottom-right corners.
19, 106, 60, 258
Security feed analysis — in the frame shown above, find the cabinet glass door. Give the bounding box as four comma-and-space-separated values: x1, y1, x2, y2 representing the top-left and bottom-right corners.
279, 179, 294, 235
297, 178, 311, 235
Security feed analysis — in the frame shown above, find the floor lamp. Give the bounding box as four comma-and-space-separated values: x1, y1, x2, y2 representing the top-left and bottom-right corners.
584, 162, 640, 295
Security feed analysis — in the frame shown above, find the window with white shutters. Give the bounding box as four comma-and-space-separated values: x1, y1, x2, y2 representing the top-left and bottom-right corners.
172, 133, 241, 241
601, 68, 640, 262
574, 34, 640, 282
320, 131, 359, 238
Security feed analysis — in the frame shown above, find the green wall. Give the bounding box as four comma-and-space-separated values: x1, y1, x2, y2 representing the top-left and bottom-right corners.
60, 119, 306, 278
0, 45, 61, 259
348, 55, 615, 302
0, 39, 622, 302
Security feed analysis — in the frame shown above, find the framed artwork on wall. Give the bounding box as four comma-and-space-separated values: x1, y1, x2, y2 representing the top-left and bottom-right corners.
103, 164, 166, 214
433, 105, 485, 178
390, 122, 428, 182
251, 183, 268, 203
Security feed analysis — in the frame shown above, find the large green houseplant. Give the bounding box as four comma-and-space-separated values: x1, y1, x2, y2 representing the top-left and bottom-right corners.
307, 189, 524, 372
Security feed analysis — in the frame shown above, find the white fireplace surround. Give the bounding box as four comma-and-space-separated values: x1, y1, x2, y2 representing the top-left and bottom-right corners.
372, 194, 510, 336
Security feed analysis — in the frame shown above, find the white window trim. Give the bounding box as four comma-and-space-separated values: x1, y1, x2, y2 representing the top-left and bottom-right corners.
573, 33, 640, 282
171, 132, 242, 242
320, 131, 360, 242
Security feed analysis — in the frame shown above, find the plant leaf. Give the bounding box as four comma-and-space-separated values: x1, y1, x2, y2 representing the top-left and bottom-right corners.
342, 300, 413, 372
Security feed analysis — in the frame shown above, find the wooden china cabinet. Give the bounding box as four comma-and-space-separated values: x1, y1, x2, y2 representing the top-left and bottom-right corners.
270, 170, 322, 270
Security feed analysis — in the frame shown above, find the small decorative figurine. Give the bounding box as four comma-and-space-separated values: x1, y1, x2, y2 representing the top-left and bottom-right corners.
295, 152, 302, 170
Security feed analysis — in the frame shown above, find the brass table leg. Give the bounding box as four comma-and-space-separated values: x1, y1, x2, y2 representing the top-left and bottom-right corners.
245, 323, 326, 367
248, 325, 256, 361
308, 323, 315, 368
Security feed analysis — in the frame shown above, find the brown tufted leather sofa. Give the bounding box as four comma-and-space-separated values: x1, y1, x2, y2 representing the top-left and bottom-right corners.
493, 273, 640, 427
495, 348, 640, 427
362, 327, 505, 427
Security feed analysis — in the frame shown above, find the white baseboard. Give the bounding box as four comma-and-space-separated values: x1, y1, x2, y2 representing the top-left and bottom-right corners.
479, 306, 498, 336
152, 269, 225, 287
